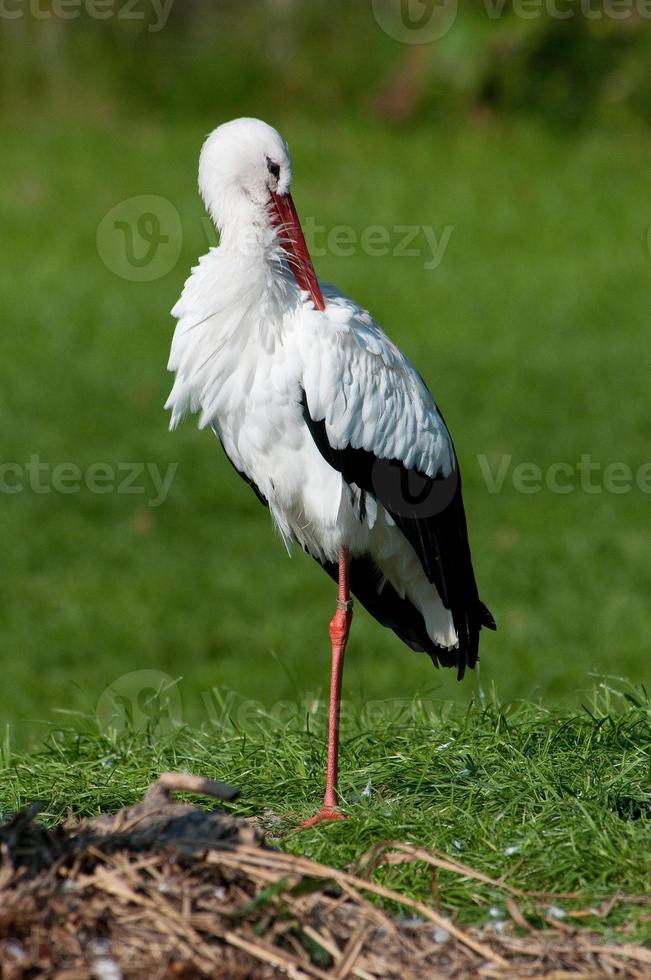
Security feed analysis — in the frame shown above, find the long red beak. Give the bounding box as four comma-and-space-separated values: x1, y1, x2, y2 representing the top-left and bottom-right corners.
270, 191, 325, 312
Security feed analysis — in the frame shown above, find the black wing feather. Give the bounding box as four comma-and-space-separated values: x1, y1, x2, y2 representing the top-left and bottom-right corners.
312, 551, 461, 669
300, 390, 495, 678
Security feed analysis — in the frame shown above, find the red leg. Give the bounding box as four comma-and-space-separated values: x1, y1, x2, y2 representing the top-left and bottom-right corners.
298, 547, 353, 829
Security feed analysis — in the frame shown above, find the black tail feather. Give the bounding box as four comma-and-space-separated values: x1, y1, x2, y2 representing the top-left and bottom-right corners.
311, 551, 494, 679
479, 601, 497, 631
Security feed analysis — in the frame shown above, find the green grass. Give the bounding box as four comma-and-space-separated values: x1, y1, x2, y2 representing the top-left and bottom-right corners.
1, 684, 649, 938
1, 113, 650, 745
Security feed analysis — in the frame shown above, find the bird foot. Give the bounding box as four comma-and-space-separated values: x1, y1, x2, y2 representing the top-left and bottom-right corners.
295, 806, 346, 831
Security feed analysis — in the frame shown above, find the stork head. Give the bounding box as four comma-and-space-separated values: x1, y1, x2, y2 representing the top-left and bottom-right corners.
198, 117, 325, 311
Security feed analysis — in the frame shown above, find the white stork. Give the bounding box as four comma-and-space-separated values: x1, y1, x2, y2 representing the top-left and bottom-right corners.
166, 118, 495, 827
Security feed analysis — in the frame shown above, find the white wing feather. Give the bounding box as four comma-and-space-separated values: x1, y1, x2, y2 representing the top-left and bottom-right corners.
296, 285, 456, 480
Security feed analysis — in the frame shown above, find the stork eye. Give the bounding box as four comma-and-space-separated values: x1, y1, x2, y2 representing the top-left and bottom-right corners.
266, 157, 281, 180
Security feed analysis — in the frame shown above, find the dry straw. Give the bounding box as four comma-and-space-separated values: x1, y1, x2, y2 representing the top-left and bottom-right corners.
0, 773, 648, 978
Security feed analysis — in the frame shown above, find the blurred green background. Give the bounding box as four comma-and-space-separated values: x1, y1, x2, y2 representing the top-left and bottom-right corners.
1, 1, 649, 744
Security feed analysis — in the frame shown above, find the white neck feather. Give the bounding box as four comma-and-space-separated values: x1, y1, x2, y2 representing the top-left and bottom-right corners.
165, 231, 300, 431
